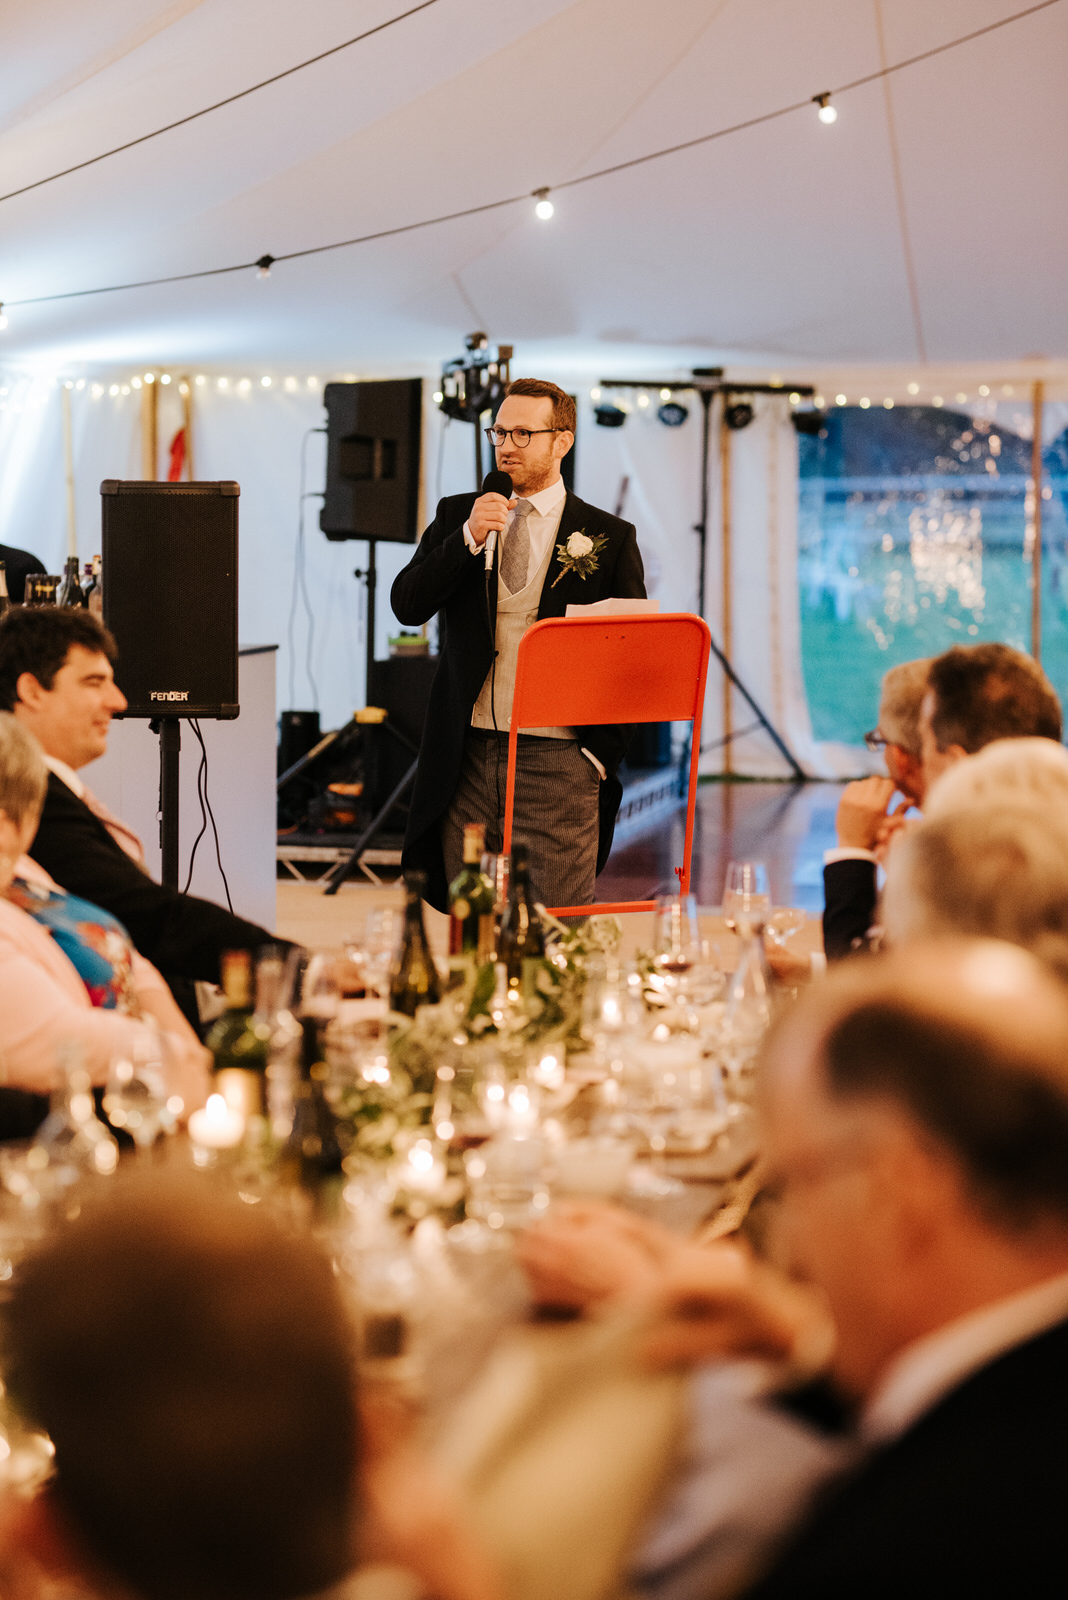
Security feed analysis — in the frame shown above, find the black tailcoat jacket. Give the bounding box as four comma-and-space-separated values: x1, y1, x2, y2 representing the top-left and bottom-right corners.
391, 489, 646, 911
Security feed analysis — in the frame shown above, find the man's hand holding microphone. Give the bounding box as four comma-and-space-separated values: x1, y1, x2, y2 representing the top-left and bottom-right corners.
469, 471, 514, 568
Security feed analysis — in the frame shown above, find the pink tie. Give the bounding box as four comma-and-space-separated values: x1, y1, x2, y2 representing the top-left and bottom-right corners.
80, 784, 146, 866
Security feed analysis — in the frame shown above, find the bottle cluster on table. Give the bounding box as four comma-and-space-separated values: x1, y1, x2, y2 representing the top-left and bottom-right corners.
6, 554, 103, 610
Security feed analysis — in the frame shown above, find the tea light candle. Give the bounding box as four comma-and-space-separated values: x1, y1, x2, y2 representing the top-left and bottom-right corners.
401, 1138, 446, 1196
530, 1050, 565, 1091
188, 1093, 245, 1152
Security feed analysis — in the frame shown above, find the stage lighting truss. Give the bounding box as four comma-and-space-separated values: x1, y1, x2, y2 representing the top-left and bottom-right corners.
439, 332, 513, 424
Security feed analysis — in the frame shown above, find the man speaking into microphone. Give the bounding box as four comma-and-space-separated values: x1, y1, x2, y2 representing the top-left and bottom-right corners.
391, 378, 646, 912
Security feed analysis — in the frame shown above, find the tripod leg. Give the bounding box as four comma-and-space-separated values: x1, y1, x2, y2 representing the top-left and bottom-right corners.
322, 759, 418, 895
706, 635, 806, 781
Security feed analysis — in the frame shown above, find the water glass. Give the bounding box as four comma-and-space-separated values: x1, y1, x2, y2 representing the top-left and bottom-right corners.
723, 861, 771, 934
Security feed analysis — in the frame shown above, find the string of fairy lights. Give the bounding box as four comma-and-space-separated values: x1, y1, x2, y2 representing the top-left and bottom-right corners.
0, 0, 1060, 328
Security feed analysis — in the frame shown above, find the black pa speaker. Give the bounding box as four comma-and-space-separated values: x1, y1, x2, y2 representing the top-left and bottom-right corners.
100, 480, 239, 719
320, 379, 422, 543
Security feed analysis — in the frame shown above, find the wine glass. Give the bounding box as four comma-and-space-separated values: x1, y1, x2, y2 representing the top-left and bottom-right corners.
722, 861, 771, 934
654, 893, 700, 976
103, 1027, 170, 1160
362, 907, 401, 1004
766, 906, 807, 947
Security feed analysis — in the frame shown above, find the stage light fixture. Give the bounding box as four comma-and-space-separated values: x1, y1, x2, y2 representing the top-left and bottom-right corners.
533, 187, 554, 220
658, 400, 689, 427
814, 93, 837, 124
724, 400, 754, 431
791, 408, 826, 437
594, 403, 627, 428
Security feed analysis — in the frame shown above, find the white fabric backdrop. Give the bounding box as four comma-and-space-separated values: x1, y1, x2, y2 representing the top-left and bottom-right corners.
0, 367, 841, 773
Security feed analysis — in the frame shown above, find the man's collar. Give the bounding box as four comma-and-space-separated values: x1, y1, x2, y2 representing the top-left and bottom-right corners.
862, 1266, 1068, 1445
43, 755, 86, 800
523, 478, 567, 516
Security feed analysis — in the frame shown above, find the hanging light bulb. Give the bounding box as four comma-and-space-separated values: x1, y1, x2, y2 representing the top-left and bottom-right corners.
813, 93, 837, 125
533, 187, 554, 221
0, 304, 7, 331
256, 255, 274, 280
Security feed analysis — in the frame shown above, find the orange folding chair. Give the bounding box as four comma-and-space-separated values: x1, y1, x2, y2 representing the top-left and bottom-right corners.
502, 613, 712, 917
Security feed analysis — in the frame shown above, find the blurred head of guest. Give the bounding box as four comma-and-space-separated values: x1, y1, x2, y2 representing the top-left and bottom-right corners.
924, 733, 1068, 819
2, 1176, 361, 1600
870, 657, 931, 805
0, 607, 126, 771
919, 642, 1061, 792
0, 709, 46, 875
882, 805, 1068, 980
760, 940, 1068, 1405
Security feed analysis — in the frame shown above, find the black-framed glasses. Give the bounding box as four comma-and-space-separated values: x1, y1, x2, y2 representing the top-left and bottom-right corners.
864, 729, 888, 752
484, 426, 562, 448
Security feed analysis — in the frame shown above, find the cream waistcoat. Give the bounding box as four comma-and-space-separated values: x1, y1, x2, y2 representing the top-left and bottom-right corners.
471, 534, 571, 738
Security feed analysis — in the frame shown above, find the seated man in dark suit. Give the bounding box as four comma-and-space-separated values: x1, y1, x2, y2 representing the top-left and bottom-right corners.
823, 656, 930, 959
824, 642, 1062, 959
739, 939, 1068, 1596
0, 607, 288, 1009
0, 539, 46, 604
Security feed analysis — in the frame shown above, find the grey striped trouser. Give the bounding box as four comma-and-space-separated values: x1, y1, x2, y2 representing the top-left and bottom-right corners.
441, 728, 600, 910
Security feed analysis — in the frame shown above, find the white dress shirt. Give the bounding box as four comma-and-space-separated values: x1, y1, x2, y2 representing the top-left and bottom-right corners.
862, 1267, 1068, 1445
463, 475, 567, 585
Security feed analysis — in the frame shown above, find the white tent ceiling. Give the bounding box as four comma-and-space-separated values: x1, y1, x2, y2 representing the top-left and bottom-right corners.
1, 0, 1067, 382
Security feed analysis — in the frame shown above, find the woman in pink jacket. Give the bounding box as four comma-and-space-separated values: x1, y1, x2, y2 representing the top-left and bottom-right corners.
0, 713, 209, 1111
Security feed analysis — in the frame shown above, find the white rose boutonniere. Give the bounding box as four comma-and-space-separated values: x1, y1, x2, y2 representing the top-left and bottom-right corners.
551, 527, 609, 587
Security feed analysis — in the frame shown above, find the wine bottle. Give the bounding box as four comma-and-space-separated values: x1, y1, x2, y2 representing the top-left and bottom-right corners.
85, 555, 103, 619
389, 871, 443, 1016
497, 842, 545, 1000
206, 949, 270, 1119
58, 556, 84, 608
279, 1017, 344, 1212
448, 822, 496, 962
0, 561, 9, 619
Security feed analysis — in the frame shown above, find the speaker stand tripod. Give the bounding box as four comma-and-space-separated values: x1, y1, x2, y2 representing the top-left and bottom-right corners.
152, 717, 182, 889
322, 538, 420, 895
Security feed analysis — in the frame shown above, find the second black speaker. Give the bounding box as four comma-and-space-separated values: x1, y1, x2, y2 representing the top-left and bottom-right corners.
320, 379, 422, 543
101, 479, 240, 719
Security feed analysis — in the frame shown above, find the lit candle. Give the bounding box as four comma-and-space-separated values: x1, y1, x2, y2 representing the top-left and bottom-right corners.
400, 1138, 446, 1195
188, 1093, 245, 1154
530, 1050, 565, 1091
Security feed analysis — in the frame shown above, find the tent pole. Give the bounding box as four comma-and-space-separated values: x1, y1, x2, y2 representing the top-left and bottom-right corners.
1030, 380, 1044, 663
60, 385, 77, 560
141, 378, 158, 480
719, 406, 733, 774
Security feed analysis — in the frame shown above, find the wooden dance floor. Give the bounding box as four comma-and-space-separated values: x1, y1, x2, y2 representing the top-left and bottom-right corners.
597, 779, 848, 915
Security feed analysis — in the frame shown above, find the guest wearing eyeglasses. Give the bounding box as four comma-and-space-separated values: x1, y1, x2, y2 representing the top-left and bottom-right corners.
392, 378, 646, 913
823, 644, 1063, 960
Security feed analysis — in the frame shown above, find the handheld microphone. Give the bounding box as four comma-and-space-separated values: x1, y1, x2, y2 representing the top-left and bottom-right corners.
481, 470, 512, 571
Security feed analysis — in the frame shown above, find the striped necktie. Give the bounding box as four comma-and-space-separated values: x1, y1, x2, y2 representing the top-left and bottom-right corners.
499, 500, 533, 594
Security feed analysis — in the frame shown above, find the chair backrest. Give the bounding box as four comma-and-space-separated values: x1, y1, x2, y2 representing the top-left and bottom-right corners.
509, 614, 710, 729
504, 614, 712, 916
